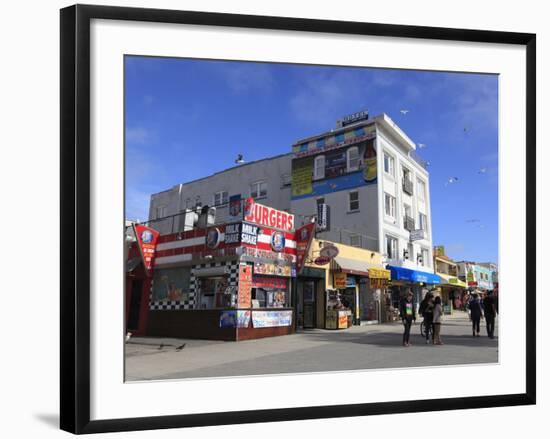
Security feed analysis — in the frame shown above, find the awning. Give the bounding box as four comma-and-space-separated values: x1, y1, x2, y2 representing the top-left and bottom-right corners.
437, 273, 467, 288
332, 256, 389, 278
388, 265, 441, 284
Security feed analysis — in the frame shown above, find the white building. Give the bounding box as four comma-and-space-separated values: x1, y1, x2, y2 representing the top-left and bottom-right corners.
290, 112, 434, 275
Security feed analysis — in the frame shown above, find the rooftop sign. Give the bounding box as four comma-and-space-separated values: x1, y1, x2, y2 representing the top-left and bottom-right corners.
341, 110, 369, 126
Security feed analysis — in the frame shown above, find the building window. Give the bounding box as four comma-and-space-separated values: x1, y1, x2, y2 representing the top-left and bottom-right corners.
418, 212, 428, 232
421, 248, 430, 267
250, 181, 267, 198
402, 167, 414, 195
347, 146, 360, 172
349, 234, 361, 248
314, 155, 325, 180
281, 173, 291, 187
403, 203, 415, 231
383, 153, 395, 176
349, 191, 359, 212
155, 205, 167, 219
385, 235, 398, 260
417, 178, 427, 201
213, 191, 228, 206
384, 193, 396, 218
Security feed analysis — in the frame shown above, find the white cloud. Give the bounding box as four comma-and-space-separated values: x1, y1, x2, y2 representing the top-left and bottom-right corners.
126, 126, 152, 145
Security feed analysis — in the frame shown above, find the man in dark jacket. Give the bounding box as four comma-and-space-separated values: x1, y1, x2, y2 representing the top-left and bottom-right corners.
483, 290, 497, 339
399, 290, 416, 347
469, 293, 483, 337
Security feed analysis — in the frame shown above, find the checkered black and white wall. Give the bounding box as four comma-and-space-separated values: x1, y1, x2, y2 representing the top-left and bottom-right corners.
149, 260, 240, 310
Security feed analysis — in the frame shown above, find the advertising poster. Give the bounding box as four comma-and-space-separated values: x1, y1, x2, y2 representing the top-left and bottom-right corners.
228, 194, 242, 221
325, 150, 346, 178
132, 223, 160, 276
291, 157, 313, 197
295, 223, 315, 274
252, 310, 293, 328
238, 264, 252, 308
334, 272, 347, 289
363, 140, 377, 182
237, 310, 251, 328
219, 311, 237, 328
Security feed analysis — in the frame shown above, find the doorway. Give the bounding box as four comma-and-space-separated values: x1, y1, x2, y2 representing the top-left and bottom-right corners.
302, 281, 316, 329
127, 279, 143, 331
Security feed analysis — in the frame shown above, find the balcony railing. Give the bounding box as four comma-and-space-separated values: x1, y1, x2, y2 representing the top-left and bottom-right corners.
403, 215, 415, 232
402, 177, 414, 195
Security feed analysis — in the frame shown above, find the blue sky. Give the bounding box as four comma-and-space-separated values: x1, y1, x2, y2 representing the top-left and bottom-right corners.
125, 56, 498, 263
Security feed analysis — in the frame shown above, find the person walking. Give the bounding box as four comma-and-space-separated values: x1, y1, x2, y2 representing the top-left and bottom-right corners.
432, 296, 444, 345
483, 290, 497, 339
399, 290, 416, 347
420, 292, 434, 344
469, 293, 483, 337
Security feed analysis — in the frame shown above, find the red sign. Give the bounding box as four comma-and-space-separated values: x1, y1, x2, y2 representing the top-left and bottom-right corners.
133, 224, 160, 277
252, 276, 288, 290
244, 198, 295, 232
314, 256, 331, 266
238, 264, 253, 308
295, 223, 316, 274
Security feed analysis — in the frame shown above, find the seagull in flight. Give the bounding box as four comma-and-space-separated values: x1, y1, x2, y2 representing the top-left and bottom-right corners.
400, 109, 410, 115
478, 167, 487, 174
418, 143, 427, 149
444, 177, 459, 186
234, 154, 245, 164
465, 219, 480, 223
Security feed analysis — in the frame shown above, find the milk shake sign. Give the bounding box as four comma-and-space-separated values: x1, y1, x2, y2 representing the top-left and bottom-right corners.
244, 197, 295, 232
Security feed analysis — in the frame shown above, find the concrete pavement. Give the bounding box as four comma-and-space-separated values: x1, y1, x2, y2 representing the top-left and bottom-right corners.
125, 311, 498, 381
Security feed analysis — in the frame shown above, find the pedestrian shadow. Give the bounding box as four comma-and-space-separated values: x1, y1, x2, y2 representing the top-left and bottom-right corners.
299, 330, 498, 348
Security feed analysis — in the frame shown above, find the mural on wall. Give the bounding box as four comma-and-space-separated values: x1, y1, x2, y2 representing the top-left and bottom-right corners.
152, 267, 191, 302
363, 139, 377, 183
291, 139, 377, 201
291, 156, 313, 197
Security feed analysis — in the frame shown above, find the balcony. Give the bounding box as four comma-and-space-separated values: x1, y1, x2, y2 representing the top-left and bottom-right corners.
402, 177, 414, 195
403, 215, 415, 232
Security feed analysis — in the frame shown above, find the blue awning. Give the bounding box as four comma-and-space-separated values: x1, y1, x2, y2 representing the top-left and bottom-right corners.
388, 265, 441, 284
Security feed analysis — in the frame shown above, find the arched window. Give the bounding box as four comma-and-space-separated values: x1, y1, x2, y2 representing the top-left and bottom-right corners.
314, 155, 325, 180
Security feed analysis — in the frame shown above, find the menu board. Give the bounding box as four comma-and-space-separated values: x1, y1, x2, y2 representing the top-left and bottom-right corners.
237, 264, 252, 308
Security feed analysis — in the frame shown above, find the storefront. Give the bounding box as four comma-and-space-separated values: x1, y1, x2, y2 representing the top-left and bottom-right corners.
435, 274, 468, 314
387, 265, 441, 312
299, 238, 389, 329
135, 199, 298, 341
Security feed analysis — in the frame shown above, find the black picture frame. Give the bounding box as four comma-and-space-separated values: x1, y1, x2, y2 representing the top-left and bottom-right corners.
60, 4, 536, 434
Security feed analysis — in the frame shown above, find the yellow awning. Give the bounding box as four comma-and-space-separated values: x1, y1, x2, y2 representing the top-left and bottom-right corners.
437, 273, 467, 288
332, 256, 389, 278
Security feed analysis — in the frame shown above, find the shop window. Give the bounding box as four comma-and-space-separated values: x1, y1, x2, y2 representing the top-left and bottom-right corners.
152, 267, 191, 302
252, 287, 287, 308
347, 146, 360, 172
197, 276, 232, 309
349, 190, 359, 212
